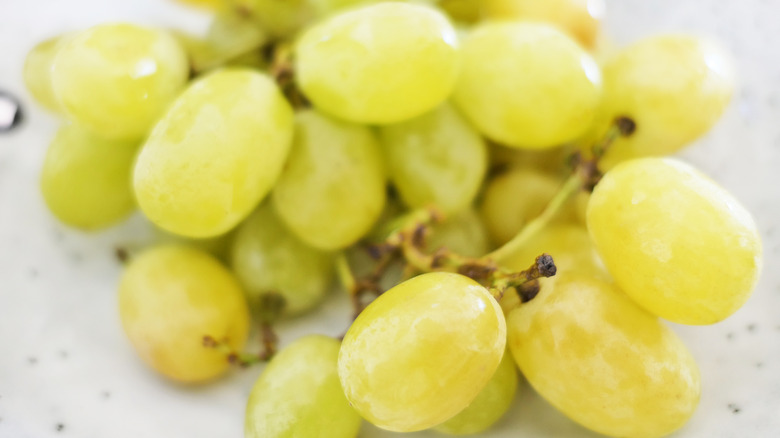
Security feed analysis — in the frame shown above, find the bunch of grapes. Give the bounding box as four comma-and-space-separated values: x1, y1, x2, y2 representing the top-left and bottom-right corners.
24, 0, 762, 437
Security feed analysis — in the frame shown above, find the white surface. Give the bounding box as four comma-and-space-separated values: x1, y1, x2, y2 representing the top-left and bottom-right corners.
1, 1, 779, 437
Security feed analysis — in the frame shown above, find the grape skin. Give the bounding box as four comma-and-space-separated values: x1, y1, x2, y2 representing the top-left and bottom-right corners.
587, 158, 761, 325
295, 2, 460, 124
508, 272, 701, 438
40, 123, 138, 230
231, 203, 334, 316
134, 68, 294, 239
245, 335, 361, 438
427, 208, 491, 258
454, 22, 601, 149
339, 272, 506, 432
51, 23, 189, 140
118, 245, 250, 383
272, 110, 386, 251
379, 103, 487, 215
23, 35, 69, 112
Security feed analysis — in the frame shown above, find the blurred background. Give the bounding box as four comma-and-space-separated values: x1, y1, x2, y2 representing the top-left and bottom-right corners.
0, 0, 778, 437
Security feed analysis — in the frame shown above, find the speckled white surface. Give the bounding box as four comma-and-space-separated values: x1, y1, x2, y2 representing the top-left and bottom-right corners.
1, 1, 779, 437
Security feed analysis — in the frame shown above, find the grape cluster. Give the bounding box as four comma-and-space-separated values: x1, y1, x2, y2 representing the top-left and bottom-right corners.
24, 0, 762, 437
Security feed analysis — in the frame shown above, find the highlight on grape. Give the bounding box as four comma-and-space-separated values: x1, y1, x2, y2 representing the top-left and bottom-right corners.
24, 0, 761, 437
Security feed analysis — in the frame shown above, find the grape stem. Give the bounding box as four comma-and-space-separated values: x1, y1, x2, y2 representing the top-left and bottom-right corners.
336, 251, 395, 319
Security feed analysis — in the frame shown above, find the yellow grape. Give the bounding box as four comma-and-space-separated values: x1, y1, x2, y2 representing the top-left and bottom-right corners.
434, 350, 518, 435
23, 35, 70, 112
245, 335, 361, 438
427, 208, 491, 258
508, 272, 701, 438
118, 245, 250, 383
454, 22, 601, 149
339, 272, 506, 432
40, 123, 138, 230
174, 0, 224, 10
379, 103, 487, 215
272, 110, 386, 250
488, 142, 571, 175
229, 0, 316, 38
483, 0, 605, 48
437, 0, 482, 23
587, 158, 761, 325
231, 203, 334, 316
51, 23, 188, 140
134, 68, 293, 238
480, 168, 572, 245
594, 35, 735, 168
295, 2, 460, 124
500, 223, 605, 275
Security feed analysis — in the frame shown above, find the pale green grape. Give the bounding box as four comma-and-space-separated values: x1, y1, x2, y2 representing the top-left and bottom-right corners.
51, 23, 188, 140
175, 0, 224, 10
134, 68, 293, 239
500, 223, 605, 275
483, 0, 604, 48
427, 208, 491, 258
23, 36, 70, 112
508, 271, 700, 438
40, 123, 138, 230
593, 35, 734, 168
479, 168, 573, 245
231, 203, 334, 316
119, 245, 250, 383
488, 142, 570, 175
379, 103, 487, 215
454, 22, 601, 149
434, 350, 517, 435
437, 0, 482, 23
587, 158, 761, 325
295, 2, 460, 124
245, 335, 361, 438
272, 110, 386, 250
229, 0, 317, 38
339, 272, 506, 432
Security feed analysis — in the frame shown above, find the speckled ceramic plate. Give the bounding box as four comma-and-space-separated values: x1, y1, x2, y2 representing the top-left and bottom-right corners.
1, 1, 779, 437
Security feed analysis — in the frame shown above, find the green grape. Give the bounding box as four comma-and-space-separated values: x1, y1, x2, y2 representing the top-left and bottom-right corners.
483, 0, 604, 48
245, 335, 362, 438
231, 203, 334, 316
229, 0, 317, 38
272, 110, 386, 250
23, 36, 70, 112
427, 208, 491, 258
175, 0, 224, 10
587, 158, 761, 325
508, 271, 700, 438
437, 0, 482, 23
51, 23, 188, 140
295, 2, 460, 124
339, 272, 506, 432
488, 142, 571, 175
434, 350, 517, 435
480, 168, 573, 245
40, 123, 139, 230
500, 223, 605, 276
119, 245, 250, 383
454, 22, 601, 149
134, 68, 293, 239
593, 35, 735, 169
379, 104, 487, 215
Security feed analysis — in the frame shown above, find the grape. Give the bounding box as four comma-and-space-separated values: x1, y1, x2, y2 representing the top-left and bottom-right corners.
500, 223, 605, 276
231, 203, 334, 316
134, 68, 294, 239
483, 0, 605, 48
228, 0, 316, 38
51, 23, 188, 140
508, 271, 700, 438
23, 35, 70, 112
175, 0, 223, 10
480, 168, 573, 245
454, 22, 601, 149
339, 272, 506, 432
427, 208, 491, 258
488, 142, 571, 175
245, 335, 361, 438
40, 123, 139, 230
379, 103, 487, 215
272, 110, 386, 250
118, 245, 250, 383
295, 2, 460, 124
587, 158, 761, 325
434, 350, 518, 435
593, 35, 734, 168
437, 0, 482, 23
